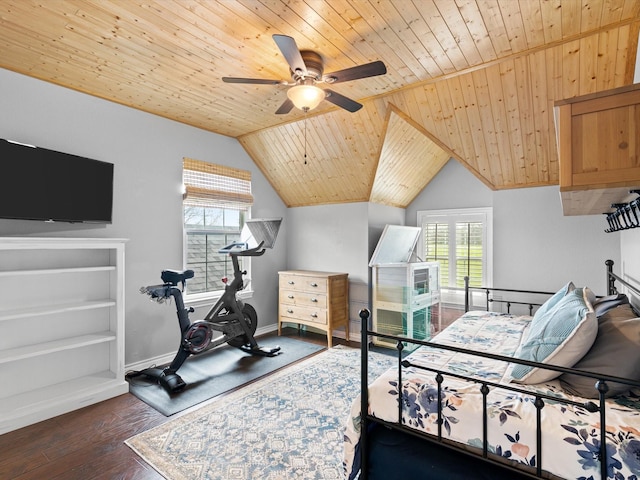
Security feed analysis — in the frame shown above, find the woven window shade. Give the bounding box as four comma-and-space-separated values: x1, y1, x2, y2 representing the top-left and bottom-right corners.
183, 158, 253, 210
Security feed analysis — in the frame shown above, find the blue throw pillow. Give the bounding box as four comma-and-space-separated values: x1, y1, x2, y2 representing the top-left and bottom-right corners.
511, 287, 597, 384
532, 281, 575, 323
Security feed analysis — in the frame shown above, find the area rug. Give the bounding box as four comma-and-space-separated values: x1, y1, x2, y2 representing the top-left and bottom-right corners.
125, 345, 395, 479
127, 336, 325, 416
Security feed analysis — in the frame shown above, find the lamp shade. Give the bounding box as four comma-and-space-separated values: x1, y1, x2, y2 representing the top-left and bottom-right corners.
287, 85, 325, 111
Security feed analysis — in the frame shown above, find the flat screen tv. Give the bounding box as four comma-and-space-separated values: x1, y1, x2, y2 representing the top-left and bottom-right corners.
0, 138, 114, 223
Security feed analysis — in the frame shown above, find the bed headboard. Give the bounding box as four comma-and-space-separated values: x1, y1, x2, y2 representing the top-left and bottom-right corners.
606, 259, 640, 308
465, 260, 637, 314
464, 278, 555, 314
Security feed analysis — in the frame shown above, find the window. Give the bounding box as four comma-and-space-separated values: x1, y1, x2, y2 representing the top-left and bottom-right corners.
182, 158, 253, 297
417, 208, 492, 295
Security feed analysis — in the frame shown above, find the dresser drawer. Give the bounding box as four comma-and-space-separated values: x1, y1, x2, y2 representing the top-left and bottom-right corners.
279, 290, 328, 309
279, 274, 328, 294
280, 304, 327, 325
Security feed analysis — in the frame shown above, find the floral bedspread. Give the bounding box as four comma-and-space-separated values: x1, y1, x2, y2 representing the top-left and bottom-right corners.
344, 311, 640, 480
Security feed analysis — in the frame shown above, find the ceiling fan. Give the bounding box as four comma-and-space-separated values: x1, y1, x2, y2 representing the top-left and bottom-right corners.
222, 34, 387, 114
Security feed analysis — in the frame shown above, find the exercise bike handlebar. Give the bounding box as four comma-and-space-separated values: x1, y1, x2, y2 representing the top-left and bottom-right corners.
218, 240, 266, 257
140, 240, 266, 304
140, 284, 174, 303
237, 241, 266, 257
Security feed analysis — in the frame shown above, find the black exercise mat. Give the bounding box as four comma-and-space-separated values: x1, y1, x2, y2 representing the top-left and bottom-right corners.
126, 336, 325, 416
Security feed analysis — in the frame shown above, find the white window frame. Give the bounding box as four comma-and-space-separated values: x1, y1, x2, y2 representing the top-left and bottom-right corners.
417, 207, 493, 305
182, 158, 253, 306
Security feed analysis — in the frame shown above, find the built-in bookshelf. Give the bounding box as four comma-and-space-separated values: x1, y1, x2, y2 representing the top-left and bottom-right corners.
0, 237, 128, 434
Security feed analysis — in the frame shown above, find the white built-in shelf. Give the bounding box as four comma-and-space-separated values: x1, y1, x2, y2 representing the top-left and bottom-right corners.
0, 300, 116, 322
0, 332, 117, 365
0, 372, 122, 435
0, 237, 128, 434
0, 265, 116, 277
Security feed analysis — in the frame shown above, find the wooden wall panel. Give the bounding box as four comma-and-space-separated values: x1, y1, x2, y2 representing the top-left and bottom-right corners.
0, 1, 638, 207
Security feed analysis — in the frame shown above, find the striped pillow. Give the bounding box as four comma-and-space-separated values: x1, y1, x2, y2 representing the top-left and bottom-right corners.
511, 287, 597, 385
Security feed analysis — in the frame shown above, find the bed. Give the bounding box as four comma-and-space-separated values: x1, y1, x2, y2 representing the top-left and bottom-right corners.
344, 260, 640, 479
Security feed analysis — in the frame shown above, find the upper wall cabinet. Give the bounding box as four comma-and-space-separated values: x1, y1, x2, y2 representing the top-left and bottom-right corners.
555, 83, 640, 216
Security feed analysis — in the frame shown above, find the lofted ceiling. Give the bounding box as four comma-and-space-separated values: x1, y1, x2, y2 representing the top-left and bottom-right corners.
0, 1, 639, 208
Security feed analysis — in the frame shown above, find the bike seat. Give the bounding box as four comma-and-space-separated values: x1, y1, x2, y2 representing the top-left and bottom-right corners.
161, 269, 195, 286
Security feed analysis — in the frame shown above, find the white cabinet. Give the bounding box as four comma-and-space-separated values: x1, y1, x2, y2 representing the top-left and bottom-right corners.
372, 262, 440, 349
0, 237, 128, 434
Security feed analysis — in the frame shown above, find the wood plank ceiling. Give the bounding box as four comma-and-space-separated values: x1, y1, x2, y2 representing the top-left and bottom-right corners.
1, 1, 639, 208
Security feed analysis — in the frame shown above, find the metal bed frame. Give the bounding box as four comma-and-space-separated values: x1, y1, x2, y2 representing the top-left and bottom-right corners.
358, 259, 640, 479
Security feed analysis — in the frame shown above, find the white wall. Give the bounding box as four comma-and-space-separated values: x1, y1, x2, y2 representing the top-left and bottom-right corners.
285, 202, 405, 281
2, 67, 629, 364
0, 68, 288, 366
286, 159, 623, 339
492, 186, 617, 293
285, 202, 369, 281
620, 228, 640, 307
285, 202, 375, 339
367, 203, 406, 260
406, 159, 620, 294
406, 159, 493, 214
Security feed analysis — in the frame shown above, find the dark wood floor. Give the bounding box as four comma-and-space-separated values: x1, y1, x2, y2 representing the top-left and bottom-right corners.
0, 310, 460, 480
0, 329, 342, 480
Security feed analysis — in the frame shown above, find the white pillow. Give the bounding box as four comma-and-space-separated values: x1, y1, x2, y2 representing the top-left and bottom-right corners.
511, 287, 597, 385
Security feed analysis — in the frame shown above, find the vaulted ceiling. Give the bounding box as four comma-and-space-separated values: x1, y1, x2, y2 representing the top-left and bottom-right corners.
1, 1, 639, 207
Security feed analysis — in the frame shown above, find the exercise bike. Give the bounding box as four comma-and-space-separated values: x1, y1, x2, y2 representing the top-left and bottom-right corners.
133, 218, 282, 393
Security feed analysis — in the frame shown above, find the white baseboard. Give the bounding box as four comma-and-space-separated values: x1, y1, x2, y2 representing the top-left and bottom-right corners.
125, 323, 279, 373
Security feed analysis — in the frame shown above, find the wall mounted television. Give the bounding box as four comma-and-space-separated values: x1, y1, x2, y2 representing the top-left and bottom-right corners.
0, 138, 114, 224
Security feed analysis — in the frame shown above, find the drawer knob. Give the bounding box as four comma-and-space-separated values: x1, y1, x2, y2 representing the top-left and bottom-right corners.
287, 309, 294, 314
311, 313, 318, 318
288, 280, 295, 285
288, 294, 294, 299
310, 282, 318, 287
311, 297, 318, 302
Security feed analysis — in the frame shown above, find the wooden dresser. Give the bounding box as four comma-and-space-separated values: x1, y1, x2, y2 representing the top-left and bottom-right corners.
278, 270, 349, 347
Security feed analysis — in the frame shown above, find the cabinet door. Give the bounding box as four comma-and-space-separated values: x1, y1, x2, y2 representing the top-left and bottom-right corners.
570, 102, 640, 187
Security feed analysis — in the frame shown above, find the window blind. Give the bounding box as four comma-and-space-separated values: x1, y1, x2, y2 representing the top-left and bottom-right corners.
418, 208, 492, 289
183, 157, 253, 210
455, 222, 483, 287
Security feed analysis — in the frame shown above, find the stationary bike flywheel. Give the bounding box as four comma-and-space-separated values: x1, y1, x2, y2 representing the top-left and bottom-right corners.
227, 303, 258, 348
183, 321, 212, 354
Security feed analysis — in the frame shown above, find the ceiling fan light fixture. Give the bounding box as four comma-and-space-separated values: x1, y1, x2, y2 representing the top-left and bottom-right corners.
287, 84, 325, 112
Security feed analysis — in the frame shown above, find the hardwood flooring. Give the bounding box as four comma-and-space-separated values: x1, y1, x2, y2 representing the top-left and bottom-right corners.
0, 311, 457, 480
0, 329, 341, 480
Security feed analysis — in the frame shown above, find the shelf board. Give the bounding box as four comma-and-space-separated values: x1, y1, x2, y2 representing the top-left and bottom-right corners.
0, 331, 116, 364
0, 265, 115, 277
0, 372, 128, 435
0, 299, 116, 322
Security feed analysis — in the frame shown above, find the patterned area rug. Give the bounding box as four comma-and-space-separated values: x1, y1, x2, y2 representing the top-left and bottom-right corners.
125, 345, 395, 480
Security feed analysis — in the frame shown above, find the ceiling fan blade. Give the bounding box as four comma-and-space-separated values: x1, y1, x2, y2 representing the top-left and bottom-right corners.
324, 89, 362, 112
272, 34, 307, 75
275, 98, 294, 115
323, 61, 387, 84
222, 77, 282, 85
